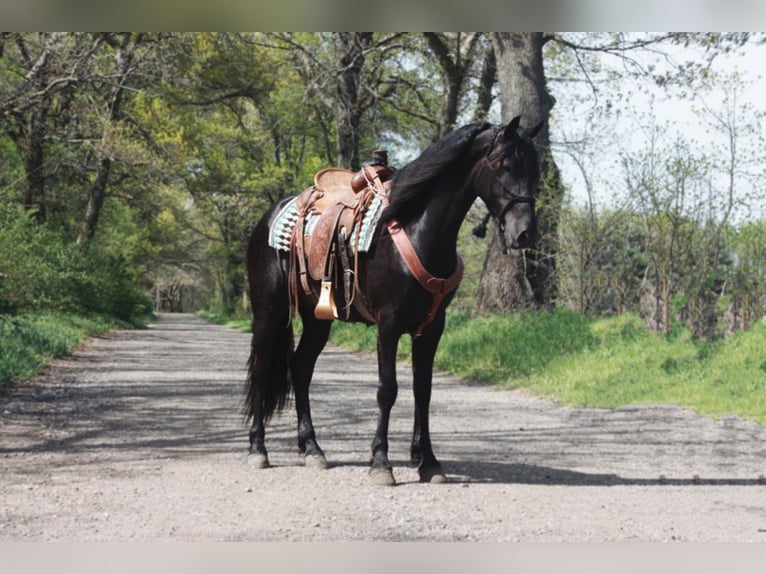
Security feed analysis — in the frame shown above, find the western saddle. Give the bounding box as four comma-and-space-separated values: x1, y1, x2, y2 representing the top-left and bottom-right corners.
289, 156, 395, 322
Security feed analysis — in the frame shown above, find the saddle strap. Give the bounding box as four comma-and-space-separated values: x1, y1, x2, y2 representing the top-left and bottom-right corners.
293, 195, 313, 295
387, 220, 464, 337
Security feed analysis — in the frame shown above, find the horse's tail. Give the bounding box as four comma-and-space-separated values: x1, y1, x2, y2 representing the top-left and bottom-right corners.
243, 200, 295, 424
244, 315, 294, 423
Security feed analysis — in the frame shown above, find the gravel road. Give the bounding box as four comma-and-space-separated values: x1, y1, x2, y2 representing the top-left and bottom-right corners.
2, 312, 766, 541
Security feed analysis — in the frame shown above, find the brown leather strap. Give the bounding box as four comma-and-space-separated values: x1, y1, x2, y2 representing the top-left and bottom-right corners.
293, 194, 312, 295
387, 220, 464, 336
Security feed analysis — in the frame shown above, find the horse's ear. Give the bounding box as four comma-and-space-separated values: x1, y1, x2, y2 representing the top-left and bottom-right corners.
503, 116, 522, 141
528, 120, 544, 140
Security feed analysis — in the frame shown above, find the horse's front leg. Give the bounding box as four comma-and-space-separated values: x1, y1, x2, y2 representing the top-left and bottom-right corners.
410, 311, 447, 483
370, 316, 400, 486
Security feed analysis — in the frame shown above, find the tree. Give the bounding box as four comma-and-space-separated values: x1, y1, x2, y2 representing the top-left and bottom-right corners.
725, 221, 766, 333
473, 32, 560, 315
691, 72, 766, 335
559, 205, 646, 316
275, 32, 407, 170
0, 33, 100, 223
422, 32, 485, 138
472, 32, 759, 317
77, 33, 152, 246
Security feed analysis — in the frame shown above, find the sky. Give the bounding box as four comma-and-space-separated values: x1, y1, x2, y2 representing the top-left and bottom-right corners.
552, 37, 766, 222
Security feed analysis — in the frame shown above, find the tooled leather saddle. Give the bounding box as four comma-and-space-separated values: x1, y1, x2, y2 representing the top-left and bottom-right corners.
289, 163, 394, 321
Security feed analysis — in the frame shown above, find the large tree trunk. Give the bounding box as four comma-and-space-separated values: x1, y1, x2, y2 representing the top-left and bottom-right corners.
473, 32, 562, 316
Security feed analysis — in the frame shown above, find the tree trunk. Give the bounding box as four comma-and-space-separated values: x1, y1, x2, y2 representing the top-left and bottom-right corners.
21, 105, 48, 223
78, 157, 111, 244
334, 33, 372, 170
472, 42, 496, 122
473, 32, 562, 316
424, 32, 481, 138
77, 33, 142, 246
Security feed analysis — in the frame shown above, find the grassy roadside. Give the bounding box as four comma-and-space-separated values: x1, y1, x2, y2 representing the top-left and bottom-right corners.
203, 309, 766, 425
0, 312, 148, 392
196, 310, 251, 332
440, 311, 766, 424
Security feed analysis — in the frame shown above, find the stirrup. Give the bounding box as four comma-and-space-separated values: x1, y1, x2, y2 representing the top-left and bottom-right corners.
314, 280, 338, 320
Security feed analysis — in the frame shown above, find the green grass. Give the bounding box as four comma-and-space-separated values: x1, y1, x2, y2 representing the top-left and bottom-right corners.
202, 308, 766, 425
0, 313, 138, 391
196, 310, 251, 332
435, 309, 597, 380
511, 315, 766, 423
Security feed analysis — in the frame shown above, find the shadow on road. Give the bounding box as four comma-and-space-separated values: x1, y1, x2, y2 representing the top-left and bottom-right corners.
442, 459, 766, 487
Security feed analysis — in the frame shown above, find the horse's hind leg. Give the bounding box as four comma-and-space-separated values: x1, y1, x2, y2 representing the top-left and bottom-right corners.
291, 311, 332, 468
244, 213, 293, 469
410, 311, 447, 483
246, 306, 293, 468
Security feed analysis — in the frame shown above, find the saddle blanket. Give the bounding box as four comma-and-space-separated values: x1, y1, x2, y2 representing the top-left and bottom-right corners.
268, 193, 385, 253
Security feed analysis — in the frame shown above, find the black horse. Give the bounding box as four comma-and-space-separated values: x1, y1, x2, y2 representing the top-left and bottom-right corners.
245, 117, 542, 485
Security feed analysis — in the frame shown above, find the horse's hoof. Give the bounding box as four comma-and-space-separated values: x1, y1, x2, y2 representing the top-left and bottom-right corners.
369, 468, 396, 486
419, 467, 447, 484
247, 452, 270, 469
303, 453, 329, 470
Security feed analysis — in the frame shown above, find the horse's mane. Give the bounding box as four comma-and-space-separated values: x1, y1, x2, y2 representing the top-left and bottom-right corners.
380, 122, 492, 225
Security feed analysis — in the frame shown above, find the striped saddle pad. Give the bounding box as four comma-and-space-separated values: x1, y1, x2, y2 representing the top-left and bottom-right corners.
268, 193, 385, 254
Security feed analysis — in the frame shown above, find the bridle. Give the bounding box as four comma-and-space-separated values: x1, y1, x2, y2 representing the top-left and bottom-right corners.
481, 127, 537, 253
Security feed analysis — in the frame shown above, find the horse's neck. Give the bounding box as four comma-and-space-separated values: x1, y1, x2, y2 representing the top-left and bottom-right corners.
404, 180, 474, 277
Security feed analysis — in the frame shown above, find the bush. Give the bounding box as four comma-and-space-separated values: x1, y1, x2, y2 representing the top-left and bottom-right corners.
0, 205, 152, 321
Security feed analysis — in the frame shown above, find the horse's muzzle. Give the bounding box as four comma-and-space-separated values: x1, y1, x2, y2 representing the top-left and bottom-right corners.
511, 228, 535, 250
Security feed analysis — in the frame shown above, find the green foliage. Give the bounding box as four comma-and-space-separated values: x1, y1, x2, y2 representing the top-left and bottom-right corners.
0, 205, 152, 321
0, 313, 123, 390
508, 314, 766, 424
435, 308, 596, 380
0, 133, 23, 197
559, 206, 647, 316
330, 320, 414, 361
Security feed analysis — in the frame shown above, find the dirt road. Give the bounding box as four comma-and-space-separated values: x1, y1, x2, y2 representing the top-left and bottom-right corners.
1, 313, 766, 541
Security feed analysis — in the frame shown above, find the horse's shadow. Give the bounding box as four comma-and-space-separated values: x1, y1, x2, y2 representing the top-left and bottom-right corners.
439, 459, 766, 487
279, 457, 766, 487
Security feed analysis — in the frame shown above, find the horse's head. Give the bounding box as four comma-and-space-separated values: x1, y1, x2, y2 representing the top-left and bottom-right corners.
477, 116, 543, 252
